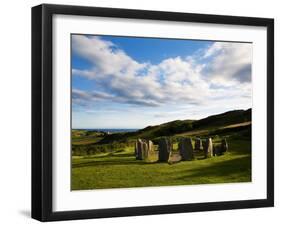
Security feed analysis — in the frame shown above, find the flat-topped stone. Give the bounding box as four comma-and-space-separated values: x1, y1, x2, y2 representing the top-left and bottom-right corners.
158, 137, 172, 162
179, 137, 194, 161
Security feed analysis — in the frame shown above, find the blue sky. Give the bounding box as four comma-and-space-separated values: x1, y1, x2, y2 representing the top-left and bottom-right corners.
72, 34, 252, 129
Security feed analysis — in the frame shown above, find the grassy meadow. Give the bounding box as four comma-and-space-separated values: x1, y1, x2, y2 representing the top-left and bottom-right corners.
71, 109, 252, 190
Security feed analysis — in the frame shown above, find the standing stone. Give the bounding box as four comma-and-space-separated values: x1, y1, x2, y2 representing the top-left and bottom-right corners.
194, 138, 202, 151
202, 140, 207, 151
213, 144, 221, 156
179, 137, 194, 161
144, 140, 155, 161
135, 139, 155, 160
147, 140, 154, 158
148, 140, 154, 152
135, 139, 144, 160
134, 141, 137, 156
141, 141, 148, 159
221, 138, 228, 153
203, 138, 213, 158
158, 137, 172, 162
212, 144, 217, 156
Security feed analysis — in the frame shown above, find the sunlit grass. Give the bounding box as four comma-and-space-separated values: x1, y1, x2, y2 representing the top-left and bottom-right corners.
71, 138, 251, 190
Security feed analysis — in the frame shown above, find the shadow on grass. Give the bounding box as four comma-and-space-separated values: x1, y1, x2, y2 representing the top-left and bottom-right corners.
109, 153, 133, 158
172, 155, 251, 182
72, 158, 153, 168
81, 152, 133, 160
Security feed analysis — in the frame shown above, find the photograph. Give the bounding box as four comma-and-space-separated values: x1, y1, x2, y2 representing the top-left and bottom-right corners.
71, 34, 252, 190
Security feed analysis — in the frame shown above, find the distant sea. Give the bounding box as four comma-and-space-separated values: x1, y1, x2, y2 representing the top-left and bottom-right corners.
74, 128, 139, 133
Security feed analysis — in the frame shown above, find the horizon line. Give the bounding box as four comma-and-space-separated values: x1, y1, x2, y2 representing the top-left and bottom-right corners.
72, 108, 252, 131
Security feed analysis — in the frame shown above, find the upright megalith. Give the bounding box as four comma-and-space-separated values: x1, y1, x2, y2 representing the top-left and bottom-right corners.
158, 137, 172, 162
144, 140, 155, 160
148, 140, 154, 152
135, 139, 154, 160
212, 144, 220, 156
203, 138, 213, 158
213, 139, 228, 156
134, 141, 137, 156
141, 140, 149, 159
179, 137, 194, 161
194, 138, 202, 151
135, 139, 144, 160
221, 138, 228, 153
202, 140, 206, 151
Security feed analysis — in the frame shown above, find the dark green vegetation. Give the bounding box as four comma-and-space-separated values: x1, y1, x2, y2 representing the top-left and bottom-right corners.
72, 109, 252, 190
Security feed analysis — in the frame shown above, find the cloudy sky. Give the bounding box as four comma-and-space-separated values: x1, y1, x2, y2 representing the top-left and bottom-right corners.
72, 34, 252, 129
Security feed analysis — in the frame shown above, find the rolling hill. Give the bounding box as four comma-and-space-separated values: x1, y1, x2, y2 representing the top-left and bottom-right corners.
94, 108, 251, 144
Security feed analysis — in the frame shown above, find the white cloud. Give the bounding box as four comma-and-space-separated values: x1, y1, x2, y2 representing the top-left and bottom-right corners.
72, 35, 252, 110
72, 35, 146, 78
203, 42, 252, 84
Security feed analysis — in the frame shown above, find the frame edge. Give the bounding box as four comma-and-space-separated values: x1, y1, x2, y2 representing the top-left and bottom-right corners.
32, 4, 54, 222
31, 4, 44, 221
266, 18, 274, 207
31, 3, 275, 221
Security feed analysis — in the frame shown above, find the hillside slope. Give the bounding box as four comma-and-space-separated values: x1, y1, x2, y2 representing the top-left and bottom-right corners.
97, 108, 251, 144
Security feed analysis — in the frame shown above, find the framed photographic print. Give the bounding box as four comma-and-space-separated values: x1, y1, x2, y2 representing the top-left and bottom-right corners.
32, 4, 274, 221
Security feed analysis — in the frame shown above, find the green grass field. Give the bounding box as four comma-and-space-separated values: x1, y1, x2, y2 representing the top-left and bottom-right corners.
71, 110, 252, 190
71, 136, 251, 190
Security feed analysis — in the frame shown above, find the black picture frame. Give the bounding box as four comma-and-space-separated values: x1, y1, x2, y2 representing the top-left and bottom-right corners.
32, 4, 274, 222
